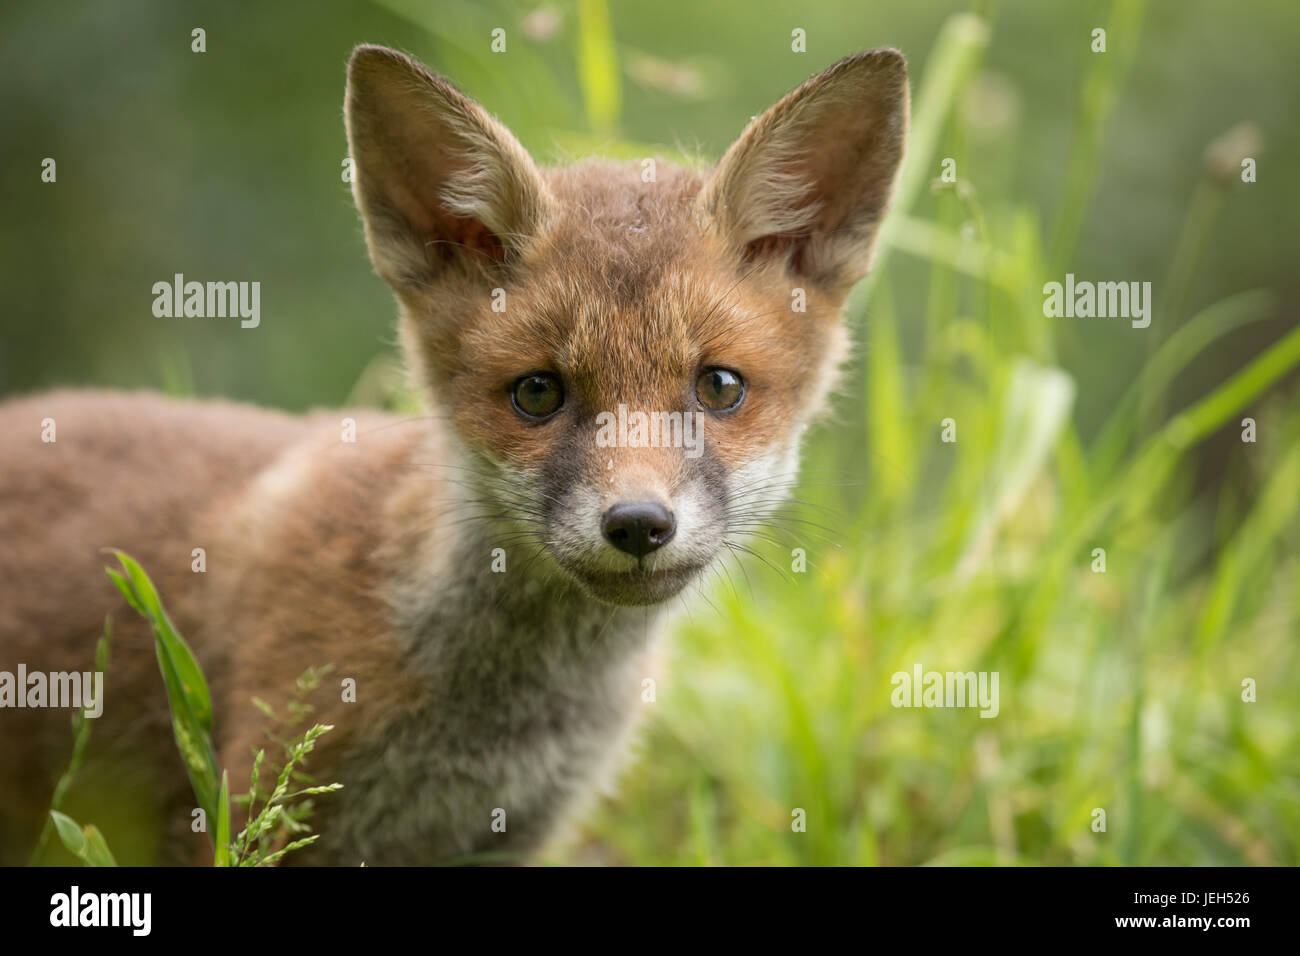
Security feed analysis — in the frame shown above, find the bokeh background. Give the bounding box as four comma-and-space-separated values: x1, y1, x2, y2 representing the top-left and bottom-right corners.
3, 0, 1298, 864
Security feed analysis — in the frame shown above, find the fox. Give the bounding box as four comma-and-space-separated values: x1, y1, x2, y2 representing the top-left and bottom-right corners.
0, 44, 908, 865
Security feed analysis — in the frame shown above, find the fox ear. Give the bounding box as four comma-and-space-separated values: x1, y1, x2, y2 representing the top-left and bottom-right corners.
697, 49, 908, 294
344, 45, 553, 290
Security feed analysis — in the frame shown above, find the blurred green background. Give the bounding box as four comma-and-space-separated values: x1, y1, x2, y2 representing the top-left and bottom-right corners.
3, 0, 1298, 865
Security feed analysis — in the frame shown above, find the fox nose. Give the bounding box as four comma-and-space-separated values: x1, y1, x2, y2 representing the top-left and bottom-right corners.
601, 501, 676, 558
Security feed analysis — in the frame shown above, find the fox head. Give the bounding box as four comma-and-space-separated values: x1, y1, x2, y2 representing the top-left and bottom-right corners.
344, 44, 907, 606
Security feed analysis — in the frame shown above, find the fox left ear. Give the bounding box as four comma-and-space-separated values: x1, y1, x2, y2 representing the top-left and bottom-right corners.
344, 45, 553, 292
696, 49, 908, 294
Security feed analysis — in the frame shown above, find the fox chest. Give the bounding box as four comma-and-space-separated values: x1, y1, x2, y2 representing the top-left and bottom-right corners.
311, 653, 645, 865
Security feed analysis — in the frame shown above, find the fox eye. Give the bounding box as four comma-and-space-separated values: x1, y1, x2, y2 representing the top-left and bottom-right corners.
696, 367, 745, 412
511, 373, 564, 420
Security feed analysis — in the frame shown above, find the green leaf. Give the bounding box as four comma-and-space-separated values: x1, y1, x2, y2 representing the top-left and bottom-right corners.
108, 550, 213, 728
105, 567, 144, 614
49, 810, 85, 856
79, 826, 118, 867
110, 550, 213, 730
106, 551, 221, 825
1090, 289, 1276, 483
215, 770, 232, 867
1165, 319, 1300, 450
49, 811, 118, 867
26, 617, 113, 865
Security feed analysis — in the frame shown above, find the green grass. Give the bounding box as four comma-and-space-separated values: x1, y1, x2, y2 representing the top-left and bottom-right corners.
36, 556, 341, 868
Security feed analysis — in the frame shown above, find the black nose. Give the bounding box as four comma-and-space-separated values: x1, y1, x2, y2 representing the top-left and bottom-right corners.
601, 501, 676, 558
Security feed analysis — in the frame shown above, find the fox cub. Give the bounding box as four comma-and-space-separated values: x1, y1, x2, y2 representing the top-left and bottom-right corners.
0, 45, 907, 864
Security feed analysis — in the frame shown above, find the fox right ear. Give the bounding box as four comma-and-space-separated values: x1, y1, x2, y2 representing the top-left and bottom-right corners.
696, 49, 908, 295
344, 45, 553, 291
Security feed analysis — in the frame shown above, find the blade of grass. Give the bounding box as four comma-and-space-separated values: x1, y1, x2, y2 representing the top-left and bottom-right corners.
26, 617, 112, 865
1048, 0, 1149, 272
106, 550, 221, 824
215, 770, 232, 867
1090, 289, 1277, 483
576, 0, 621, 135
863, 12, 990, 297
49, 811, 118, 867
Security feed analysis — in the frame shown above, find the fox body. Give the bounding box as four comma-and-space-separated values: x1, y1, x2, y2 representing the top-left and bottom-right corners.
0, 46, 907, 864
